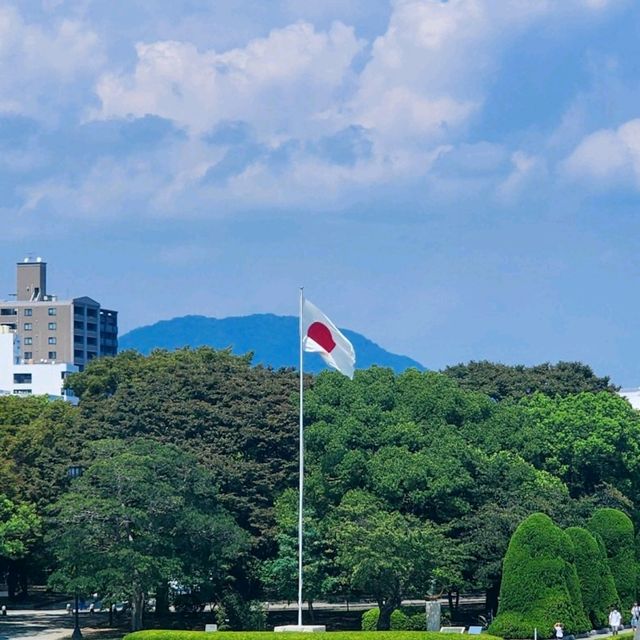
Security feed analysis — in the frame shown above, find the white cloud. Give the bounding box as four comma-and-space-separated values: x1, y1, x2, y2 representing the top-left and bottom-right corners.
497, 151, 546, 202
562, 119, 640, 186
0, 5, 103, 117
349, 0, 623, 148
4, 0, 628, 221
95, 21, 364, 137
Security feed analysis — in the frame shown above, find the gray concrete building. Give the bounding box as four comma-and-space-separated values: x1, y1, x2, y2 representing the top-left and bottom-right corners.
0, 258, 117, 370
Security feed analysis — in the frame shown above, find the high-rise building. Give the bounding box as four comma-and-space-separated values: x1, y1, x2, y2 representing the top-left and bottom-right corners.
0, 258, 118, 370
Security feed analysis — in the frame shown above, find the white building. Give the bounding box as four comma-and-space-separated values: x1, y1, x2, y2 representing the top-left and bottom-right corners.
620, 388, 640, 410
0, 326, 78, 403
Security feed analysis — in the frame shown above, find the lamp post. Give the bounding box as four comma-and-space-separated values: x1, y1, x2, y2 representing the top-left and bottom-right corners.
67, 465, 84, 640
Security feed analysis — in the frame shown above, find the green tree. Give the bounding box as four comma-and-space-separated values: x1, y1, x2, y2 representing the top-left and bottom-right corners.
329, 489, 458, 630
459, 452, 574, 613
66, 348, 300, 559
0, 495, 40, 559
261, 489, 337, 619
587, 508, 636, 610
48, 439, 247, 631
489, 513, 590, 639
442, 361, 617, 402
507, 392, 640, 497
566, 526, 618, 627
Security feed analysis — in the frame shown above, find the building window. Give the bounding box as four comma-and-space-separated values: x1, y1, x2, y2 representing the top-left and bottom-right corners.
23, 351, 32, 359
48, 307, 57, 316
48, 322, 57, 330
74, 320, 84, 330
87, 337, 97, 346
87, 323, 97, 332
0, 308, 16, 316
48, 337, 57, 345
74, 350, 83, 359
13, 373, 32, 384
87, 308, 98, 318
13, 389, 32, 395
24, 308, 32, 316
24, 337, 32, 345
24, 322, 32, 330
48, 351, 57, 360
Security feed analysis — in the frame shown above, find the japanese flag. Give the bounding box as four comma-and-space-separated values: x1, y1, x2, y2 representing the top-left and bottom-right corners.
302, 299, 356, 379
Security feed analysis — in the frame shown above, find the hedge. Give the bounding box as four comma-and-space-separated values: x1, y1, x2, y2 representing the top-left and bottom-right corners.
489, 513, 590, 639
361, 607, 426, 631
124, 633, 505, 640
588, 508, 636, 610
566, 526, 618, 628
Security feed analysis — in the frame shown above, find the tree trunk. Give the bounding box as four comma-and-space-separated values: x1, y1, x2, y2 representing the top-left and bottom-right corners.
486, 583, 500, 617
447, 590, 454, 613
307, 600, 314, 623
7, 564, 17, 601
19, 569, 28, 599
377, 595, 400, 631
131, 590, 145, 631
155, 582, 169, 617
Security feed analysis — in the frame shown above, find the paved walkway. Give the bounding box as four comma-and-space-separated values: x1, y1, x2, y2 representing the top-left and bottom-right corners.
0, 610, 120, 640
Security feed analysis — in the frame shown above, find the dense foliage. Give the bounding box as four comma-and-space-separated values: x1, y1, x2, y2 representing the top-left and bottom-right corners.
66, 348, 300, 556
442, 361, 617, 401
588, 508, 636, 610
2, 350, 640, 632
361, 607, 426, 631
566, 526, 618, 627
489, 514, 590, 638
48, 439, 247, 631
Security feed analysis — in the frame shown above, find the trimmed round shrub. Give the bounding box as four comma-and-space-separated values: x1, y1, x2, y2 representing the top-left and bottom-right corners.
361, 607, 426, 631
588, 508, 636, 611
567, 526, 618, 627
489, 513, 590, 639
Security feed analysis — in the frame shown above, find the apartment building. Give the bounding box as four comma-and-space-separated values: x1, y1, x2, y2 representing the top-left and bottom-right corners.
0, 258, 118, 370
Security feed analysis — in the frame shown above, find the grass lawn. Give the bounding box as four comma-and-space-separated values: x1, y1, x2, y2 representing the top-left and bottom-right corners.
124, 632, 504, 640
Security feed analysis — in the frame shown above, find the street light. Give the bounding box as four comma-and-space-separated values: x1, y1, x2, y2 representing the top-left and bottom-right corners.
67, 465, 84, 640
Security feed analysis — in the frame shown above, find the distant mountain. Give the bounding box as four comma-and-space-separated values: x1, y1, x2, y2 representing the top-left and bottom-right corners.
118, 314, 425, 374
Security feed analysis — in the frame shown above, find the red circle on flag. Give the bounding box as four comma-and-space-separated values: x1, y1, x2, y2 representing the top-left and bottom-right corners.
307, 322, 336, 353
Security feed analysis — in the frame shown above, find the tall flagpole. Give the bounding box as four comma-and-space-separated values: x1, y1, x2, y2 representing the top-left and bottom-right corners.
298, 287, 304, 627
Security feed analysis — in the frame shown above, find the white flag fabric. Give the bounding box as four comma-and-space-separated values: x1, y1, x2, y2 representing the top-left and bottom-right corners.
302, 299, 356, 379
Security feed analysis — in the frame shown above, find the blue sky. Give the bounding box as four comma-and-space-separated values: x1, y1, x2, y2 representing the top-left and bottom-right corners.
2, 0, 640, 386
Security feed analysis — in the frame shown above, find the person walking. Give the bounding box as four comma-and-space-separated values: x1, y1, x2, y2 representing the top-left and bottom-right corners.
610, 606, 622, 635
554, 622, 564, 640
631, 603, 640, 630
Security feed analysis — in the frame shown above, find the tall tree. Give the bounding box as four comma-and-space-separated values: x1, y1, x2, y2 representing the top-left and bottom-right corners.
329, 489, 459, 630
48, 439, 247, 631
65, 348, 300, 561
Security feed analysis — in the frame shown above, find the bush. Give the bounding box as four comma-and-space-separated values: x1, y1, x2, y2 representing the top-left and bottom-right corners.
361, 607, 426, 631
566, 526, 618, 628
489, 513, 590, 639
588, 508, 636, 611
216, 594, 266, 631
